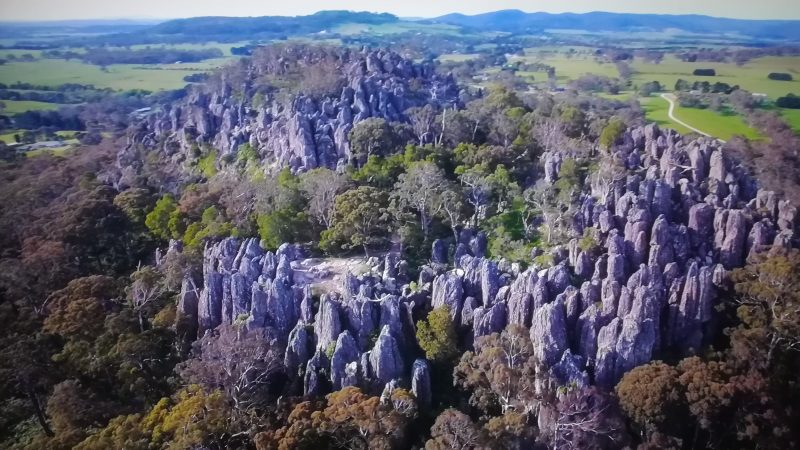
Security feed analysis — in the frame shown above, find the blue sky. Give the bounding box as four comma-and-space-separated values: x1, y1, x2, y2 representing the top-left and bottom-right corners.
1, 0, 798, 21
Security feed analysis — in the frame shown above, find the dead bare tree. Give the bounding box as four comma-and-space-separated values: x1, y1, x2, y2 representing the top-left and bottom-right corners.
552, 387, 626, 450
408, 104, 438, 146
128, 265, 166, 332
177, 325, 286, 413
300, 168, 349, 229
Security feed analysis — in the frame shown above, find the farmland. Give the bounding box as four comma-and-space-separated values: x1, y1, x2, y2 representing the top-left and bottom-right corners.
1, 99, 62, 114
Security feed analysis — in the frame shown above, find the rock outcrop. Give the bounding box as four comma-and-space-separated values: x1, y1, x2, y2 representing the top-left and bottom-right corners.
171, 121, 796, 400
122, 47, 459, 184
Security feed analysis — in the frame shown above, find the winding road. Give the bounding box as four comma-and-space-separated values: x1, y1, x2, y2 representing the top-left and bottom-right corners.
659, 93, 726, 143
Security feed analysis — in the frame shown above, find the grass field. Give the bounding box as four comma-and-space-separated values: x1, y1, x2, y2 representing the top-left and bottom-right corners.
512, 50, 800, 100
640, 95, 761, 140
1, 100, 62, 114
332, 21, 462, 36
0, 58, 237, 91
629, 56, 800, 100
0, 130, 21, 144
438, 53, 481, 63
778, 108, 800, 133
639, 96, 693, 135
127, 41, 252, 57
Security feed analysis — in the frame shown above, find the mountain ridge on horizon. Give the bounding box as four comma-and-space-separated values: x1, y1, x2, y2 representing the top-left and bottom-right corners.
3, 9, 800, 43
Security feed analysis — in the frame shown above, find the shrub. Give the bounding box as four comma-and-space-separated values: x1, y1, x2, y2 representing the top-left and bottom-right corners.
600, 118, 626, 150
693, 69, 716, 76
768, 72, 793, 81
196, 150, 218, 178
776, 94, 800, 109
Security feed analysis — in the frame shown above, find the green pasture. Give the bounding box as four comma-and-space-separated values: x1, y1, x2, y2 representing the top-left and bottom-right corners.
639, 96, 693, 135
629, 55, 800, 100
640, 95, 761, 141
1, 100, 61, 114
438, 53, 481, 63
127, 41, 252, 57
332, 21, 462, 36
510, 49, 800, 100
0, 58, 234, 91
778, 108, 800, 133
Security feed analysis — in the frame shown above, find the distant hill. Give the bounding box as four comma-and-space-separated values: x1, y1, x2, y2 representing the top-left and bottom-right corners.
432, 10, 800, 41
147, 11, 397, 38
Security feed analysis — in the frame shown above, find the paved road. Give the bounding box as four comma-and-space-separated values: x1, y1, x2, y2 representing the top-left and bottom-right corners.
659, 93, 726, 143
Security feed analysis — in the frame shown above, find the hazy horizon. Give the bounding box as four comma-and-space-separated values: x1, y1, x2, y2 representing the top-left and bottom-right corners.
1, 0, 799, 22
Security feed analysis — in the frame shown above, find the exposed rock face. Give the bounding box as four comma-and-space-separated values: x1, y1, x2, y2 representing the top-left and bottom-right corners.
125, 47, 459, 179
531, 302, 568, 366
331, 331, 360, 390
411, 359, 432, 406
369, 325, 404, 385
285, 321, 311, 376
172, 121, 795, 399
315, 294, 343, 351
431, 272, 464, 324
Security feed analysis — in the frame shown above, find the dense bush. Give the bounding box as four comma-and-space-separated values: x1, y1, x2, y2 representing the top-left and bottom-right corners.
693, 68, 716, 76
776, 93, 800, 109
768, 72, 793, 81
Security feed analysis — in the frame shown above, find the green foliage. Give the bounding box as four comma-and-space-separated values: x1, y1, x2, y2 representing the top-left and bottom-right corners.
75, 385, 234, 450
578, 227, 601, 255
236, 142, 258, 164
486, 196, 535, 264
348, 118, 400, 165
533, 253, 554, 268
350, 154, 407, 188
599, 117, 626, 150
145, 195, 183, 241
416, 307, 459, 364
195, 150, 218, 178
256, 207, 311, 250
319, 186, 390, 256
113, 188, 152, 226
183, 206, 235, 249
325, 342, 336, 360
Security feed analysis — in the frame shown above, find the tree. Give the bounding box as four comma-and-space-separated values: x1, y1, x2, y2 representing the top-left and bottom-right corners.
483, 411, 538, 450
349, 118, 401, 166
127, 265, 166, 332
299, 168, 348, 229
416, 307, 459, 364
255, 400, 328, 450
599, 118, 626, 150
730, 250, 800, 367
311, 386, 417, 450
615, 362, 683, 434
320, 186, 390, 256
552, 387, 629, 450
393, 161, 449, 241
425, 408, 486, 450
439, 187, 467, 242
145, 194, 182, 241
46, 379, 116, 447
177, 325, 286, 414
113, 188, 152, 226
75, 385, 237, 450
524, 184, 569, 246
454, 325, 543, 415
459, 167, 494, 226
408, 104, 439, 146
43, 275, 121, 339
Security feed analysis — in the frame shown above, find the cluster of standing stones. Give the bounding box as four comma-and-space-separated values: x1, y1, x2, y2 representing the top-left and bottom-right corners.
172, 123, 797, 404
121, 47, 459, 186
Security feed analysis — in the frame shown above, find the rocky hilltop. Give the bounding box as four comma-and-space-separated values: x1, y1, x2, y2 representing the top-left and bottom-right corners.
121, 45, 459, 186
170, 123, 797, 399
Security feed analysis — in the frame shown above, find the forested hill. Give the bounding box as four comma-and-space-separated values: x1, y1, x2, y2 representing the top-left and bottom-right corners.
5, 9, 800, 46
432, 10, 800, 41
